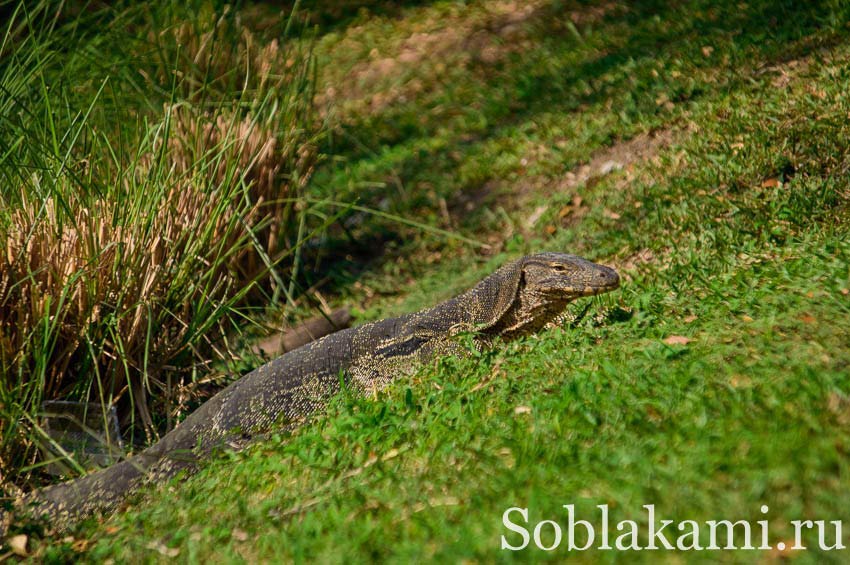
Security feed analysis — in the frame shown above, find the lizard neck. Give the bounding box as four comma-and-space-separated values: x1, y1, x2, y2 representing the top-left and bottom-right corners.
484, 290, 570, 341
417, 262, 525, 334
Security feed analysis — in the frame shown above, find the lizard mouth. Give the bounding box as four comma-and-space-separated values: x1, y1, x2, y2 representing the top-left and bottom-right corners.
543, 282, 618, 299
574, 287, 610, 297
564, 281, 620, 298
536, 265, 621, 300
587, 280, 620, 295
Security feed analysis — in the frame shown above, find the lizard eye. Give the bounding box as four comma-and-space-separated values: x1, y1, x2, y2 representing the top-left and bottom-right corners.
552, 264, 571, 272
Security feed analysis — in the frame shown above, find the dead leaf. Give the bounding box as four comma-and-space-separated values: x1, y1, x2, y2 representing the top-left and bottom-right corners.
8, 534, 27, 557
146, 541, 180, 557
701, 45, 714, 57
841, 288, 849, 296
741, 315, 754, 323
545, 225, 557, 235
558, 205, 573, 218
799, 313, 816, 324
729, 374, 752, 388
806, 85, 827, 99
71, 538, 91, 552
232, 528, 249, 542
599, 160, 622, 175
761, 178, 780, 188
663, 335, 691, 346
827, 392, 850, 425
525, 205, 548, 229
828, 392, 842, 413
603, 209, 621, 220
514, 405, 532, 414
683, 315, 698, 323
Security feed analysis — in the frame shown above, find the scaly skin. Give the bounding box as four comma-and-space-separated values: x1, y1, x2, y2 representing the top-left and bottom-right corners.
7, 252, 619, 532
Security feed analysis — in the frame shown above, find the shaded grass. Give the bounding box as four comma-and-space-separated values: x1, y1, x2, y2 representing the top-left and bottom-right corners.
307, 0, 849, 273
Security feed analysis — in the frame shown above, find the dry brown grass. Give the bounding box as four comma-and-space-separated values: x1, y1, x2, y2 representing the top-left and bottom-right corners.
0, 8, 319, 484
145, 104, 317, 280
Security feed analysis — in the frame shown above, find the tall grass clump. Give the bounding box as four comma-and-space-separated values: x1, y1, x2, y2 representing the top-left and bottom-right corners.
0, 1, 323, 491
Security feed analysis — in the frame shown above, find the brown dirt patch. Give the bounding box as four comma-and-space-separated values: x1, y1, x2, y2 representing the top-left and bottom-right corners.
553, 128, 676, 194
474, 127, 679, 246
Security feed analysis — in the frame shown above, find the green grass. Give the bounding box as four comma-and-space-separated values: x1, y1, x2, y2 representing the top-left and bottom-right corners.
10, 0, 850, 561
75, 242, 850, 563
307, 0, 847, 254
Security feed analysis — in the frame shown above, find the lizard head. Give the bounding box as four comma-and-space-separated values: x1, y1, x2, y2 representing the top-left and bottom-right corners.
519, 252, 620, 300
485, 252, 619, 339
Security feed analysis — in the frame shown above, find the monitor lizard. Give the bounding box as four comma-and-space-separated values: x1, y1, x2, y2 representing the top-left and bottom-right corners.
6, 252, 619, 533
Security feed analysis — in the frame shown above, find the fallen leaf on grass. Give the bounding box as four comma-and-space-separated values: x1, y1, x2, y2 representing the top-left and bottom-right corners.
645, 406, 662, 423
799, 313, 816, 324
827, 393, 850, 425
729, 374, 752, 388
146, 541, 179, 557
761, 177, 781, 188
412, 496, 460, 514
71, 539, 91, 552
599, 160, 622, 175
603, 209, 621, 220
683, 315, 698, 323
8, 534, 27, 557
828, 392, 843, 413
514, 405, 532, 414
232, 529, 249, 542
663, 335, 691, 346
525, 205, 548, 229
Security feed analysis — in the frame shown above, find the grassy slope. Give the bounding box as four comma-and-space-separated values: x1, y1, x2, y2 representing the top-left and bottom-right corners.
37, 0, 850, 562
